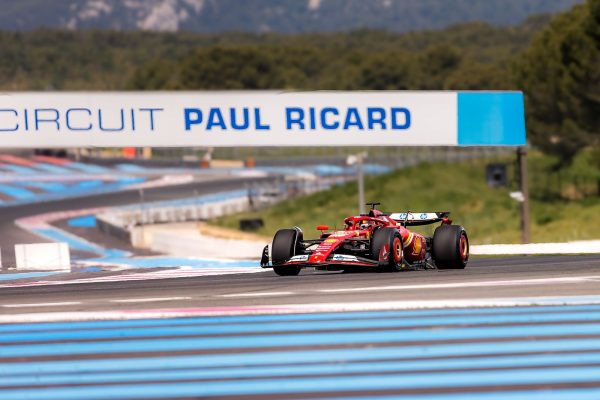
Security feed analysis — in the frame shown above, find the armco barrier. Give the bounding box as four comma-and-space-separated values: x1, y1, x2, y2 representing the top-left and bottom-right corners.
96, 191, 251, 248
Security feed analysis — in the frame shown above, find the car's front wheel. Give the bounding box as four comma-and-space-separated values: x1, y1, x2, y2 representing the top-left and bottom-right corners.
372, 227, 403, 272
271, 228, 303, 276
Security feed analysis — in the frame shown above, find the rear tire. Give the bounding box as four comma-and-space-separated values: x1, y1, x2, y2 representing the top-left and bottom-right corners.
432, 225, 469, 269
271, 228, 303, 276
372, 227, 403, 272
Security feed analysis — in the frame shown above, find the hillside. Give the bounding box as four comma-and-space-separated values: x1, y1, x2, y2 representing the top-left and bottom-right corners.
0, 0, 582, 33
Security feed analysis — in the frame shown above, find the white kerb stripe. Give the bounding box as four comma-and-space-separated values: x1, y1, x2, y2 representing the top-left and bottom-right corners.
2, 302, 81, 308
110, 297, 192, 303
319, 276, 600, 293
220, 292, 295, 298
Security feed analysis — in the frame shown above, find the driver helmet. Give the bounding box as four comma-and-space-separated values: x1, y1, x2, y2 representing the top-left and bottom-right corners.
359, 220, 373, 230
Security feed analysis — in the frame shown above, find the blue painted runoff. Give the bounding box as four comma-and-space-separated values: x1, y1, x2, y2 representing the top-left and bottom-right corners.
16, 181, 67, 192
3, 304, 600, 334
116, 164, 146, 172
33, 228, 103, 254
73, 180, 103, 189
67, 163, 109, 174
67, 215, 97, 228
2, 366, 600, 399
0, 164, 37, 174
117, 190, 248, 211
33, 163, 71, 174
6, 322, 600, 358
0, 184, 36, 199
6, 309, 600, 343
0, 272, 62, 282
457, 92, 526, 146
5, 337, 600, 376
5, 352, 600, 388
324, 388, 600, 400
118, 177, 146, 185
33, 228, 130, 258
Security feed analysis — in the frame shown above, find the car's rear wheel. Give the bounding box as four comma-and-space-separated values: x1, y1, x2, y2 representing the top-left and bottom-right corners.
271, 228, 303, 276
372, 227, 403, 272
432, 225, 469, 269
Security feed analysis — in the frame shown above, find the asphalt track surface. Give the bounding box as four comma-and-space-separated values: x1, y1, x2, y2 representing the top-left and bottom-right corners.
2, 174, 600, 399
1, 255, 600, 313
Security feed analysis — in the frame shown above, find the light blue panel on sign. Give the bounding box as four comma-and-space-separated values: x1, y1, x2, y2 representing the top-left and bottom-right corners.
458, 92, 526, 146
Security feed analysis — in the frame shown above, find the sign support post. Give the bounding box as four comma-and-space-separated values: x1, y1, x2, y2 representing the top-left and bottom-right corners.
517, 147, 531, 243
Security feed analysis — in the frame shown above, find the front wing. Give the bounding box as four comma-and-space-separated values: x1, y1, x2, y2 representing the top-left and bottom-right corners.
260, 247, 379, 269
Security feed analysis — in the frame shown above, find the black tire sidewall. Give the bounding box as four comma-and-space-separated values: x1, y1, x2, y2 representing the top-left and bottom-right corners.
272, 229, 302, 276
372, 227, 403, 272
432, 225, 468, 269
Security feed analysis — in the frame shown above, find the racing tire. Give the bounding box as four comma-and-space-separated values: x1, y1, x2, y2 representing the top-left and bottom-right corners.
372, 227, 403, 272
432, 225, 469, 269
271, 228, 303, 276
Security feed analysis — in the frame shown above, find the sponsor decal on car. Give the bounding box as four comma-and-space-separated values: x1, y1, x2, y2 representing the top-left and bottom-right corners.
331, 254, 359, 262
289, 255, 309, 262
412, 237, 423, 256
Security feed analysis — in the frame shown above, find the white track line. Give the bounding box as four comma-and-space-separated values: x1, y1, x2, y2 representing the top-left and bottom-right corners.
319, 275, 600, 293
0, 267, 265, 288
220, 292, 295, 298
110, 297, 192, 303
3, 295, 600, 323
2, 301, 81, 308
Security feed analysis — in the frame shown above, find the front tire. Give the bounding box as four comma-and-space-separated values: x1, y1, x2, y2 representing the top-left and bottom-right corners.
372, 227, 403, 272
432, 225, 469, 269
271, 228, 303, 276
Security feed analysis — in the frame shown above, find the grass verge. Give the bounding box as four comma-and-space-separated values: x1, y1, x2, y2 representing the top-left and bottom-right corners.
213, 153, 600, 245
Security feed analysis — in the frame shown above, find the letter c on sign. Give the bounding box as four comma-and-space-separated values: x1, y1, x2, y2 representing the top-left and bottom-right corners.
66, 109, 92, 131
321, 108, 339, 130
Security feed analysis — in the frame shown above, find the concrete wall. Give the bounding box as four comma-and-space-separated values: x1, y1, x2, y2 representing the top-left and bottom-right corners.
97, 196, 251, 249
150, 230, 265, 259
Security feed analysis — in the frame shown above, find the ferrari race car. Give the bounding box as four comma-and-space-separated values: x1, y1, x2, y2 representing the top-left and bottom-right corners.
260, 203, 469, 276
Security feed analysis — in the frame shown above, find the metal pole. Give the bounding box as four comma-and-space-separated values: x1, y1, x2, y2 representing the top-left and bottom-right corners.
194, 189, 200, 224
517, 147, 531, 243
139, 188, 145, 225
358, 153, 365, 215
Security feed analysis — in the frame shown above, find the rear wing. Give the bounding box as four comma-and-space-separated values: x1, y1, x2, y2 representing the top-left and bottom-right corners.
389, 212, 450, 226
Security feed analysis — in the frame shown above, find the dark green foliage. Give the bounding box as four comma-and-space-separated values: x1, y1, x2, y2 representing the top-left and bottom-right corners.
515, 0, 600, 163
0, 18, 546, 91
179, 47, 284, 90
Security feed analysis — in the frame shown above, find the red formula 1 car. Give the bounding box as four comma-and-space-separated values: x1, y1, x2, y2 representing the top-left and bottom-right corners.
260, 203, 469, 276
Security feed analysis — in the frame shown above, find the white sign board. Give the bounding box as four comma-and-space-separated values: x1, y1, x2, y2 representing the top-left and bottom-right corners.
0, 91, 525, 148
15, 242, 71, 271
